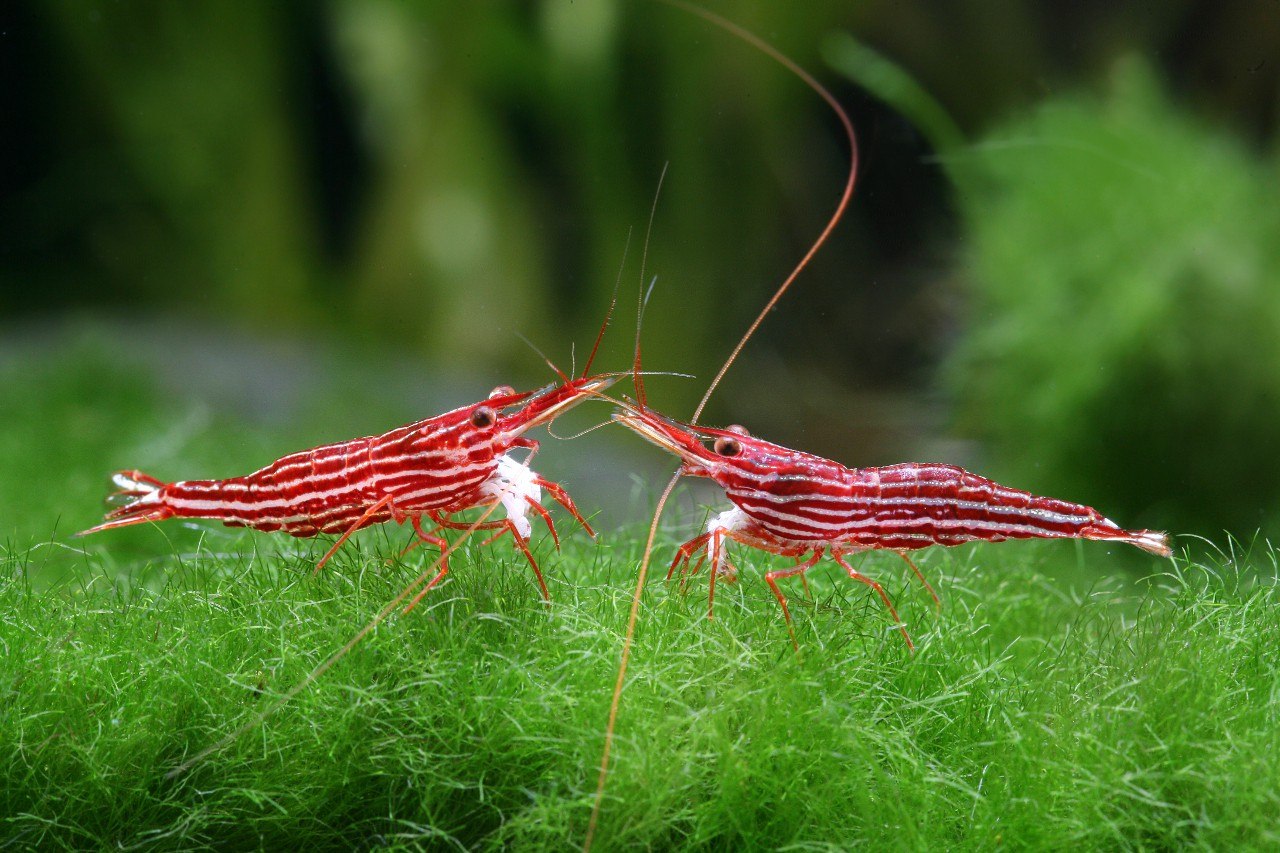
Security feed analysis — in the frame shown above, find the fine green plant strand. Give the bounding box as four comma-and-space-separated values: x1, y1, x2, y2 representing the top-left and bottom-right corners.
5, 531, 1280, 848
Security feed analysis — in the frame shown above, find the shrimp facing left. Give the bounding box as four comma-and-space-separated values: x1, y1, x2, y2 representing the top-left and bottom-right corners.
78, 371, 615, 604
614, 404, 1171, 651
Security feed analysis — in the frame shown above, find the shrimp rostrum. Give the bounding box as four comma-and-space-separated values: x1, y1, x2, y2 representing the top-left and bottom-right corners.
614, 404, 1171, 650
80, 373, 615, 603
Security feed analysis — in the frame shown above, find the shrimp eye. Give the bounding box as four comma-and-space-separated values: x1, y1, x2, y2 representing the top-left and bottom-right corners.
489, 385, 516, 400
471, 405, 497, 428
713, 435, 742, 457
725, 424, 750, 437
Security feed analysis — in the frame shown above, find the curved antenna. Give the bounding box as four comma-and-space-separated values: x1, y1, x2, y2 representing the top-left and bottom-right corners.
545, 417, 617, 442
676, 0, 859, 424
585, 4, 860, 849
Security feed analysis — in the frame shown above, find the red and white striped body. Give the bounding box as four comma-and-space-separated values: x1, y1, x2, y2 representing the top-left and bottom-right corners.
141, 417, 528, 537
81, 377, 614, 598
713, 459, 1168, 555
615, 407, 1171, 649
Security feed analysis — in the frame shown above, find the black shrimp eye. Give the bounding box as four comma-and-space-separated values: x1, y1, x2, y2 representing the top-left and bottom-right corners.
470, 405, 497, 428
713, 435, 742, 457
489, 385, 516, 400
725, 424, 750, 437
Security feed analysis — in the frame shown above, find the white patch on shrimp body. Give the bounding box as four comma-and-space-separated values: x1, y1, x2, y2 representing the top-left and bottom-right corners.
707, 506, 749, 580
111, 472, 162, 505
707, 506, 749, 538
481, 453, 542, 540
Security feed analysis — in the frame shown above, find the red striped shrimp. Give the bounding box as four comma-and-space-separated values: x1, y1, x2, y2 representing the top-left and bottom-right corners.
613, 407, 1171, 650
79, 372, 614, 604
159, 307, 632, 776
586, 3, 862, 846
586, 2, 1169, 846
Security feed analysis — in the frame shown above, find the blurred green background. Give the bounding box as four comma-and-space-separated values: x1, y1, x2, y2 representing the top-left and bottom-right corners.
3, 0, 1279, 550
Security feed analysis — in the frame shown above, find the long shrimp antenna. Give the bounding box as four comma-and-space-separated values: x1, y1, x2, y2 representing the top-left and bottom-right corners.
633, 162, 669, 410
584, 469, 679, 851
166, 502, 501, 779
581, 228, 633, 379
546, 418, 618, 442
585, 4, 860, 848
680, 2, 859, 423
514, 331, 571, 385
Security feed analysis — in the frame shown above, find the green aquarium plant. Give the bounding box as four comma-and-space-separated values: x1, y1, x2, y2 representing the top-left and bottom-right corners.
950, 59, 1280, 539
829, 42, 1280, 540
